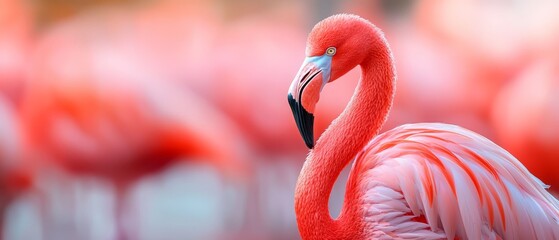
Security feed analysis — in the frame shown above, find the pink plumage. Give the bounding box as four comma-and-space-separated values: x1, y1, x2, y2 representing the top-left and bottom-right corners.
356, 123, 559, 239
287, 14, 559, 239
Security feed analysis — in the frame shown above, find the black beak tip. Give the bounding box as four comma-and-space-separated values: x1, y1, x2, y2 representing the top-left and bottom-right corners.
288, 93, 315, 149
305, 140, 314, 149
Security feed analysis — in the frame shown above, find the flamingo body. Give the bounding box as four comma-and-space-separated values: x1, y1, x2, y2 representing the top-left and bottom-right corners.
354, 123, 559, 239
287, 14, 559, 240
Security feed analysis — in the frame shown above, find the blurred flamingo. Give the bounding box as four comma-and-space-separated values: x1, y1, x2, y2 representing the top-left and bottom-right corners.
288, 14, 559, 239
403, 1, 552, 141
134, 0, 353, 153
22, 11, 249, 239
492, 58, 559, 195
488, 1, 559, 196
0, 1, 34, 238
387, 24, 495, 137
378, 1, 531, 138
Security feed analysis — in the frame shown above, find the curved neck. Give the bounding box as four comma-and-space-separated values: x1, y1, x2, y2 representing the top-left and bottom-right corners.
294, 36, 395, 239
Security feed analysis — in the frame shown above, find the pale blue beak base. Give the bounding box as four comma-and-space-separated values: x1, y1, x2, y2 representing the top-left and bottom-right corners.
303, 53, 332, 91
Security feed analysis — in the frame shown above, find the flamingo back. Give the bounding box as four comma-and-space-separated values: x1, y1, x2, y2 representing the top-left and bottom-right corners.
351, 123, 559, 239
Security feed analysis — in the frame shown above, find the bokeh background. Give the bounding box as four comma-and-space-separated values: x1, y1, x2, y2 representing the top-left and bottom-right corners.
0, 0, 558, 239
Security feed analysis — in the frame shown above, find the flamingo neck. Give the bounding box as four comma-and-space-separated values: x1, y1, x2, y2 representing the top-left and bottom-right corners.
294, 36, 395, 239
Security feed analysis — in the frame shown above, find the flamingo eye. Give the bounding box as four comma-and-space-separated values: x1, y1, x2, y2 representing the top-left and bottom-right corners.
325, 47, 336, 56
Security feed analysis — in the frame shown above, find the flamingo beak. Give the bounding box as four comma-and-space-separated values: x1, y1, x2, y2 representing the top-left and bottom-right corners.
287, 54, 332, 149
288, 92, 315, 149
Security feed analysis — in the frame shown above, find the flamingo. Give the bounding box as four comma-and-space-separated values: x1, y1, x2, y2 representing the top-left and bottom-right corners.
491, 58, 559, 195
409, 1, 531, 134
0, 0, 35, 238
22, 12, 249, 239
489, 2, 559, 196
287, 14, 559, 239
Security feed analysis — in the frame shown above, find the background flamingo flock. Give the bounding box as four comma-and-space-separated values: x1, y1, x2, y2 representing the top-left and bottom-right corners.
0, 0, 557, 239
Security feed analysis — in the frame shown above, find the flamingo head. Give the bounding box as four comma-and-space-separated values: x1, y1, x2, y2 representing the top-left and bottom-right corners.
288, 14, 376, 148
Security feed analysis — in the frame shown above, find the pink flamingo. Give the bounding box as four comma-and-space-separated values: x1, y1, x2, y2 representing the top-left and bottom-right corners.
489, 2, 559, 195
0, 0, 34, 238
387, 25, 496, 138
22, 14, 248, 239
287, 14, 559, 239
409, 1, 532, 134
491, 58, 559, 195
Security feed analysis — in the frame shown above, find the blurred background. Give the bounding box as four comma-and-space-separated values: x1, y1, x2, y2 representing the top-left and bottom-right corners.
0, 0, 558, 239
